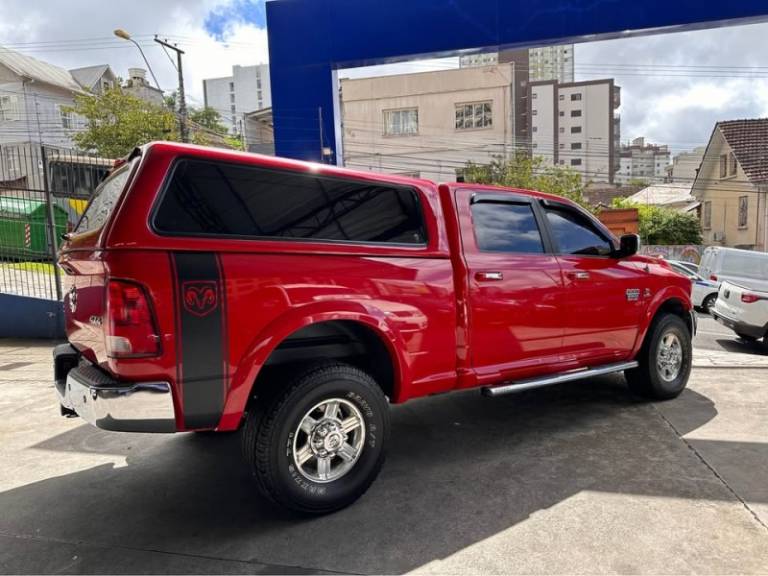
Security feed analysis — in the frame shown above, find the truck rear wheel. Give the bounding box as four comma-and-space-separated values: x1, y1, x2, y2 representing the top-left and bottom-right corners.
242, 362, 389, 514
625, 314, 692, 400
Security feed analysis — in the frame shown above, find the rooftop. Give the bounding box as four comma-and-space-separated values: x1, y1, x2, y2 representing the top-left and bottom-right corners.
718, 118, 768, 183
0, 46, 83, 93
626, 182, 695, 207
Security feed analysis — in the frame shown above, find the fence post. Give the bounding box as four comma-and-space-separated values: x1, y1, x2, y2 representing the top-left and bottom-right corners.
41, 146, 63, 302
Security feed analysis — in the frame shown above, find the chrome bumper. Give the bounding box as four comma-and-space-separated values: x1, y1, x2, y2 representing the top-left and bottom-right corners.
55, 349, 176, 433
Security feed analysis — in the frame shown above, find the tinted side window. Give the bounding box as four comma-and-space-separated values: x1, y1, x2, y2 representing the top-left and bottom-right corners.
154, 160, 426, 244
545, 207, 612, 256
471, 202, 544, 253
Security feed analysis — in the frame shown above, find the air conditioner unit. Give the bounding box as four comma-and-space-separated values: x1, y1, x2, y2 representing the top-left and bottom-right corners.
713, 231, 726, 242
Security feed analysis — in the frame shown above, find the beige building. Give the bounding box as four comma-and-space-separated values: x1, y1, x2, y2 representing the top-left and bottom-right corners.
667, 146, 705, 183
692, 119, 768, 251
340, 65, 517, 182
529, 79, 621, 183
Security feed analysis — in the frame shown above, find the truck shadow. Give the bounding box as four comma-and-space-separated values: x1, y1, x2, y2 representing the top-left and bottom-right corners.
4, 375, 758, 574
715, 338, 768, 356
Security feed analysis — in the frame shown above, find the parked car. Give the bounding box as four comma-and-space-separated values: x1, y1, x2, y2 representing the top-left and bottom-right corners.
712, 281, 768, 344
669, 259, 699, 277
699, 246, 768, 292
667, 261, 719, 313
54, 142, 696, 514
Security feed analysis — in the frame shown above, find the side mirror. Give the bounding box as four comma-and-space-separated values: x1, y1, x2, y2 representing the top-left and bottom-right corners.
616, 234, 640, 258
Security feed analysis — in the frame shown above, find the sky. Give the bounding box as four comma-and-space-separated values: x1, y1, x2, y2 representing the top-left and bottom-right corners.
1, 0, 767, 154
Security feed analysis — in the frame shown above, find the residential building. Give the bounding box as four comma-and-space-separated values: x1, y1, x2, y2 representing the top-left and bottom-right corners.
692, 118, 768, 251
123, 68, 164, 106
615, 137, 671, 185
667, 146, 705, 183
243, 107, 274, 155
460, 44, 574, 83
625, 182, 697, 212
340, 64, 517, 182
69, 64, 117, 95
203, 64, 271, 134
529, 79, 621, 183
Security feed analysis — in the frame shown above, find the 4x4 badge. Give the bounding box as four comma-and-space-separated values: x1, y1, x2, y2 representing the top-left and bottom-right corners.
626, 288, 640, 301
182, 281, 218, 317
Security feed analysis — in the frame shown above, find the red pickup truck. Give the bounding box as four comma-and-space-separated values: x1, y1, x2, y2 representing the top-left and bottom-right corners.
55, 142, 695, 513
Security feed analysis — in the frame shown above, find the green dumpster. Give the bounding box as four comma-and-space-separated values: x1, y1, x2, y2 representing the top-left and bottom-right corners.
0, 196, 68, 261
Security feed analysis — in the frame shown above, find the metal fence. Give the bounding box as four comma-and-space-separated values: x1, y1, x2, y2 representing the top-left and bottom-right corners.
0, 143, 112, 300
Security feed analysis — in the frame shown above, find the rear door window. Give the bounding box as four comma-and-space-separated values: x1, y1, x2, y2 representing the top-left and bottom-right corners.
153, 159, 427, 245
75, 161, 134, 233
470, 202, 544, 253
544, 206, 613, 256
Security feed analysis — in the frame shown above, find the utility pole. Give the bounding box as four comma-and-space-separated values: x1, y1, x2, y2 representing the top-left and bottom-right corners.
154, 36, 188, 143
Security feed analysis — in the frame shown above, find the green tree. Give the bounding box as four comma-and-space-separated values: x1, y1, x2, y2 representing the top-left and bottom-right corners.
189, 106, 228, 134
64, 88, 177, 158
462, 154, 592, 210
611, 198, 702, 245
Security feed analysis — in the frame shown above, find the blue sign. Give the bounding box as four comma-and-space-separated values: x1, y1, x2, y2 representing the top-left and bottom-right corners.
266, 0, 768, 163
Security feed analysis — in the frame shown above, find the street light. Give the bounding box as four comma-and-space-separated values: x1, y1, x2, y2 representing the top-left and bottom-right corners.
113, 29, 162, 91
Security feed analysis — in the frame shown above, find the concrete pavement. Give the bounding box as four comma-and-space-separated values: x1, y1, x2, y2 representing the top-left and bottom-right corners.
0, 337, 767, 574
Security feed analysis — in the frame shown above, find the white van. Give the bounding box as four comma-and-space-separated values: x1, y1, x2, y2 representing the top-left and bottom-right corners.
699, 247, 768, 292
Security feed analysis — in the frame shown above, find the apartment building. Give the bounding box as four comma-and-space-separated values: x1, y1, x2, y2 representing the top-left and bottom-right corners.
340, 64, 517, 182
615, 137, 670, 185
529, 79, 621, 183
460, 44, 574, 83
692, 119, 768, 251
203, 64, 271, 134
667, 146, 705, 183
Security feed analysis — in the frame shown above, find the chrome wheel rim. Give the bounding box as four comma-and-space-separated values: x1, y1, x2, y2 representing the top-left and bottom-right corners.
292, 398, 365, 483
657, 332, 683, 382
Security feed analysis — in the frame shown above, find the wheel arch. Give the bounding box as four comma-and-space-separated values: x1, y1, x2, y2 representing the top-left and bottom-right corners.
633, 287, 694, 357
218, 308, 409, 430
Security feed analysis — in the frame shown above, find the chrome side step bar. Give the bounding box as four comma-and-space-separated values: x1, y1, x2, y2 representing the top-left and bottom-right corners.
481, 361, 639, 398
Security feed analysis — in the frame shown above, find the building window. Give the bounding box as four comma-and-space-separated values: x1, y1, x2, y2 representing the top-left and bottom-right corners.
257, 79, 262, 90
571, 126, 582, 134
531, 109, 537, 116
559, 127, 565, 133
257, 91, 262, 100
0, 95, 18, 121
738, 196, 748, 228
385, 108, 418, 136
720, 154, 728, 178
570, 93, 582, 101
231, 104, 236, 113
729, 152, 737, 175
703, 201, 712, 229
230, 93, 236, 103
570, 158, 582, 166
559, 94, 565, 101
571, 110, 582, 117
571, 142, 582, 150
532, 126, 538, 133
455, 101, 492, 130
229, 82, 234, 91
531, 93, 538, 99
559, 143, 565, 149
559, 111, 565, 117
60, 106, 74, 129
532, 143, 538, 148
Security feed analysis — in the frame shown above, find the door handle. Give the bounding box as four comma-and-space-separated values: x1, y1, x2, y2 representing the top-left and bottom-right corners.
476, 271, 503, 281
567, 271, 590, 280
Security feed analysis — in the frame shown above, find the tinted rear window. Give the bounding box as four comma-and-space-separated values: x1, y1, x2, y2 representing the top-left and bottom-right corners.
471, 202, 544, 253
75, 162, 134, 233
153, 159, 427, 244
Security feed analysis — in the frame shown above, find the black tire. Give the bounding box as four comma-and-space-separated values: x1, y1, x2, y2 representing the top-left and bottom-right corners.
702, 294, 717, 314
625, 314, 692, 400
736, 333, 758, 343
242, 361, 389, 514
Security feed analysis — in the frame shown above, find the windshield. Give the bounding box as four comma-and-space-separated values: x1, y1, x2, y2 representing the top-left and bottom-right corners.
74, 160, 136, 234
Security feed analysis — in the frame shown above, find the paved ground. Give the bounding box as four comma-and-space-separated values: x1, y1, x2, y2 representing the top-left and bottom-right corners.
1, 326, 768, 574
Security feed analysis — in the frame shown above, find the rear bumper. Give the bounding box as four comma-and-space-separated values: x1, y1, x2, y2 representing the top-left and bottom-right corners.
54, 344, 176, 433
711, 309, 766, 339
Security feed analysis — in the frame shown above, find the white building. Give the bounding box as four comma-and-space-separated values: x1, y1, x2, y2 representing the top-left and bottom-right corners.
529, 79, 621, 183
341, 64, 518, 182
460, 45, 574, 83
123, 68, 164, 106
203, 64, 271, 134
667, 146, 705, 183
615, 137, 671, 185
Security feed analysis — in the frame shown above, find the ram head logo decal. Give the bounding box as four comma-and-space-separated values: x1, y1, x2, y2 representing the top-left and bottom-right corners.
182, 281, 218, 317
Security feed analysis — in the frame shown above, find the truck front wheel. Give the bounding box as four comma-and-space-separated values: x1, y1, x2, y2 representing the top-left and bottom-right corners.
625, 314, 692, 400
242, 362, 389, 514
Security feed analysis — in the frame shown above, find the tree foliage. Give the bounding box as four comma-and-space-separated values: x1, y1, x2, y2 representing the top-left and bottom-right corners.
611, 198, 702, 245
462, 154, 591, 210
64, 88, 177, 158
189, 106, 228, 134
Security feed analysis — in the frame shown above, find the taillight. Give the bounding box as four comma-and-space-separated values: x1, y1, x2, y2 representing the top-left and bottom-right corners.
741, 293, 764, 304
710, 274, 718, 281
106, 280, 161, 357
